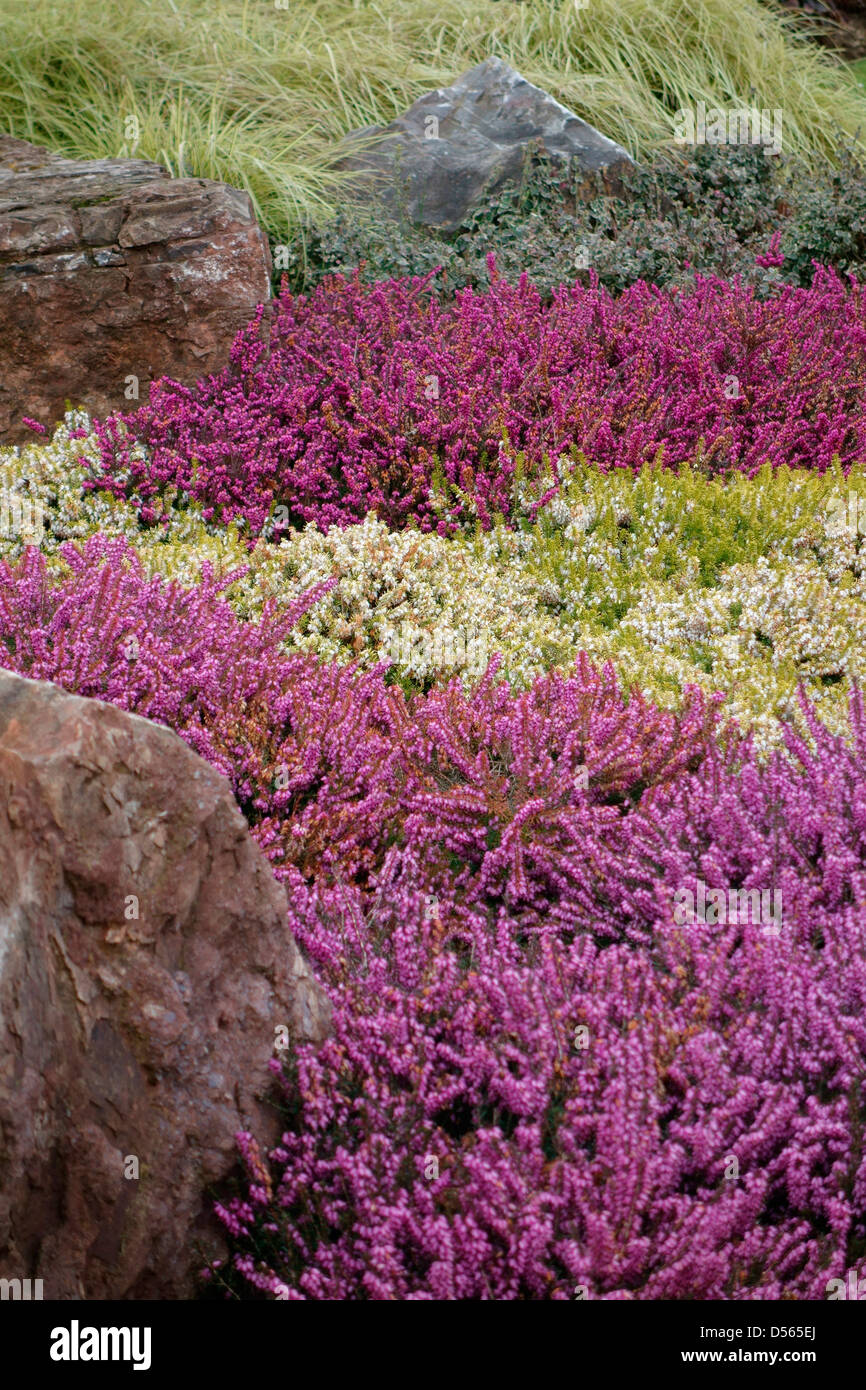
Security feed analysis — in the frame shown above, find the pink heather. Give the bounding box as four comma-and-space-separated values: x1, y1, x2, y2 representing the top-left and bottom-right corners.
89, 262, 866, 536
0, 538, 864, 1298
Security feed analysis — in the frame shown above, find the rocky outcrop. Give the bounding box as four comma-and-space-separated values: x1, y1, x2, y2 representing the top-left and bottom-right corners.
0, 669, 330, 1299
0, 138, 272, 441
337, 57, 633, 232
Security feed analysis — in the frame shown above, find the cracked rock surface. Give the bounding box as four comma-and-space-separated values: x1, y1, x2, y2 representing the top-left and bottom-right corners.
0, 668, 329, 1299
0, 137, 272, 441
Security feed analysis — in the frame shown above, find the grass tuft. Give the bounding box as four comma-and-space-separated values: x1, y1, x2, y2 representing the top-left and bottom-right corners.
0, 0, 864, 240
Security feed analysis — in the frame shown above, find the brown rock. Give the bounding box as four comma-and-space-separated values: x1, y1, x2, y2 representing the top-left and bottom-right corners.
0, 138, 272, 441
0, 669, 330, 1299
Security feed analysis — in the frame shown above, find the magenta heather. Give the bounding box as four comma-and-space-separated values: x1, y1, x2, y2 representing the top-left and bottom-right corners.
90, 260, 866, 535
3, 538, 865, 1298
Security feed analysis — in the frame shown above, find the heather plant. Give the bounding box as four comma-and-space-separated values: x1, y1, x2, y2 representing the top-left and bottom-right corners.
10, 420, 866, 745
226, 514, 569, 695
604, 557, 866, 748
0, 412, 233, 566
7, 0, 866, 1315
515, 455, 864, 598
206, 693, 866, 1300
0, 419, 568, 692
250, 469, 866, 743
515, 459, 866, 749
238, 475, 866, 748
0, 535, 721, 891
91, 264, 866, 537
3, 538, 865, 1300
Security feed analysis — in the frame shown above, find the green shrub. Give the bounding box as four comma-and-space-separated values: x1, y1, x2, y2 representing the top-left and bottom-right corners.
278, 143, 866, 299
781, 150, 866, 283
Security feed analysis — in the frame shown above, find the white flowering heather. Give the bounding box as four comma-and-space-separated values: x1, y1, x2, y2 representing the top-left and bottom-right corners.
237, 514, 571, 688
0, 414, 231, 566
609, 560, 865, 752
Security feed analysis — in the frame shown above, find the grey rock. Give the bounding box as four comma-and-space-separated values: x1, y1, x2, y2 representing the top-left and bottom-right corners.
337, 57, 633, 232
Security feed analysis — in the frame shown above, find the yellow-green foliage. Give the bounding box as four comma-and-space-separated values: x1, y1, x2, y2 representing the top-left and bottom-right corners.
5, 420, 866, 749
514, 460, 866, 749
0, 0, 862, 239
516, 455, 858, 610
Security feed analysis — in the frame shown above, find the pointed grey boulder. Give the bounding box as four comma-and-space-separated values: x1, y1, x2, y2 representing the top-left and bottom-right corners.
337, 56, 633, 232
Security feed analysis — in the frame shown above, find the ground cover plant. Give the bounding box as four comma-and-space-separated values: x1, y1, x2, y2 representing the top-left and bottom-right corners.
0, 539, 864, 1299
1, 0, 865, 243
284, 144, 866, 299
89, 262, 866, 540
4, 366, 866, 1303
6, 415, 866, 749
3, 2, 866, 1300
